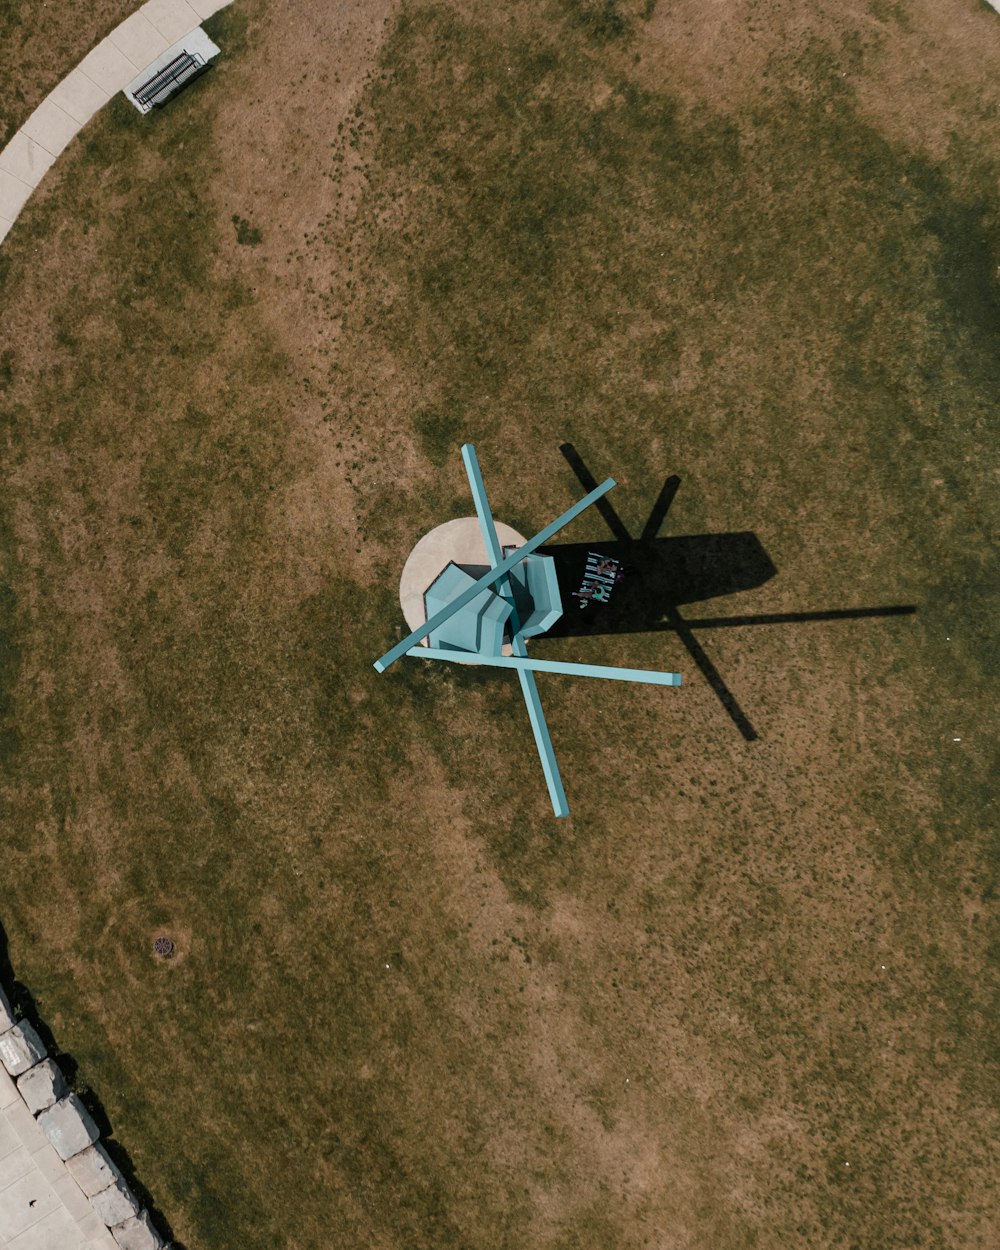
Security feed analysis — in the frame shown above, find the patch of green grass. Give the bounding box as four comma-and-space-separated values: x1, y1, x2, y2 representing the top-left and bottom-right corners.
413, 404, 464, 465
231, 214, 263, 246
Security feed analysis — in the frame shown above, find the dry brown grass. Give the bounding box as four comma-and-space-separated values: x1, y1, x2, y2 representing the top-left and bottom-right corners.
0, 1, 143, 145
0, 1, 998, 1248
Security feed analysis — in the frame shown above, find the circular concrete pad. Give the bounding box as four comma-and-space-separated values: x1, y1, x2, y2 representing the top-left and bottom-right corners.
399, 517, 528, 636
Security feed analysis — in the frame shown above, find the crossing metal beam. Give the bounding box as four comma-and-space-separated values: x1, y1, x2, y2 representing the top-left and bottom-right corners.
373, 474, 615, 673
409, 647, 683, 688
460, 444, 569, 818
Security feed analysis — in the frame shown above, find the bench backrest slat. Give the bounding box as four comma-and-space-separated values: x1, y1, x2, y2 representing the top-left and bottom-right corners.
134, 51, 204, 110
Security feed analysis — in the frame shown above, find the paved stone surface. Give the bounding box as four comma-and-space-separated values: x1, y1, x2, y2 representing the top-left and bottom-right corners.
0, 1069, 118, 1249
15, 1065, 66, 1118
77, 38, 139, 95
144, 0, 204, 43
0, 175, 31, 225
64, 1146, 122, 1199
0, 1028, 46, 1080
109, 12, 171, 69
47, 69, 110, 127
189, 0, 232, 19
0, 134, 55, 190
20, 99, 81, 159
37, 1097, 98, 1162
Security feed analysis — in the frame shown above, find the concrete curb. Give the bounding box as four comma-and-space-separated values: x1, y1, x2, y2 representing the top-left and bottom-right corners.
1, 977, 171, 1249
0, 0, 233, 246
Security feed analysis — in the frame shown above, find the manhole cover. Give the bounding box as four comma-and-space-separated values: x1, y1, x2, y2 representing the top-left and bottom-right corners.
153, 935, 174, 959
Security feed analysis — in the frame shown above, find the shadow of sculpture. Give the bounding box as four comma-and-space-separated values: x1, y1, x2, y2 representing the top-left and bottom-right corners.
541, 531, 779, 634
547, 444, 917, 742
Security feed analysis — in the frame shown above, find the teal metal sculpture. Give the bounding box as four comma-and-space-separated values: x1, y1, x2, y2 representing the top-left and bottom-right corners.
409, 649, 683, 687
374, 446, 682, 817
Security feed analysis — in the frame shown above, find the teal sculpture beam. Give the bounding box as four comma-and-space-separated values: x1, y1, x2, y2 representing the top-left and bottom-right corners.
460, 444, 569, 818
409, 647, 684, 688
461, 444, 506, 570
373, 475, 616, 673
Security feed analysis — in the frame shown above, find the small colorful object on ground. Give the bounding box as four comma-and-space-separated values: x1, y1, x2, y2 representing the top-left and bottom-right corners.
574, 551, 624, 605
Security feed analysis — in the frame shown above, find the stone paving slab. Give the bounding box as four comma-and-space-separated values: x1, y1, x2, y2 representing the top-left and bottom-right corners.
77, 38, 141, 95
51, 1170, 94, 1223
0, 1143, 33, 1190
47, 69, 111, 127
0, 1170, 62, 1239
0, 174, 31, 224
143, 0, 204, 43
0, 171, 33, 222
0, 1075, 16, 1113
20, 99, 81, 159
0, 1119, 18, 1161
24, 1142, 65, 1188
0, 134, 56, 190
5, 1207, 90, 1250
3, 1099, 40, 1152
109, 13, 170, 69
188, 0, 232, 19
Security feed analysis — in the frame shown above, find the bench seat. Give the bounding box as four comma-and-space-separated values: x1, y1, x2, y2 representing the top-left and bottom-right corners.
133, 51, 205, 112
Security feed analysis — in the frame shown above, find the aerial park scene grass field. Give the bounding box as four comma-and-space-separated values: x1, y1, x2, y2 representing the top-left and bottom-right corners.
0, 1, 998, 1247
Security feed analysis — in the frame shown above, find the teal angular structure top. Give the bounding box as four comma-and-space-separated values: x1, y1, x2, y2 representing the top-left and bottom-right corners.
424, 562, 511, 654
424, 553, 563, 653
505, 549, 564, 638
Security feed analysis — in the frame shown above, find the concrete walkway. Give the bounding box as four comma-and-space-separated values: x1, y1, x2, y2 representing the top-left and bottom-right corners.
0, 0, 232, 246
0, 1068, 116, 1250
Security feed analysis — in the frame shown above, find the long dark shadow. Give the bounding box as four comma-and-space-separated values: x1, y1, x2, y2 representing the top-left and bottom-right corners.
666, 607, 759, 741
682, 605, 918, 630
559, 442, 760, 740
559, 442, 632, 542
641, 473, 681, 542
556, 442, 917, 742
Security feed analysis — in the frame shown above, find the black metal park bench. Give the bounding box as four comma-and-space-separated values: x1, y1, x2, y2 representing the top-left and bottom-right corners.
133, 50, 207, 112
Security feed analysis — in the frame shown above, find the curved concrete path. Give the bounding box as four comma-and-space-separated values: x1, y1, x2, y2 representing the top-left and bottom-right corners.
0, 0, 232, 246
